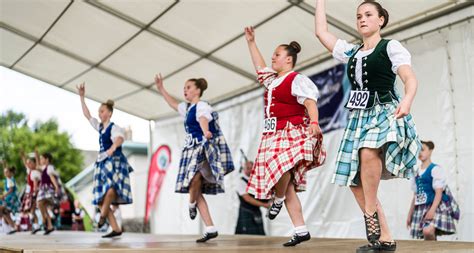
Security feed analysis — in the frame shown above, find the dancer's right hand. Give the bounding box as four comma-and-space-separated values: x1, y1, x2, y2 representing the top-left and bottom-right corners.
244, 26, 255, 42
76, 82, 86, 97
155, 73, 164, 90
406, 215, 412, 229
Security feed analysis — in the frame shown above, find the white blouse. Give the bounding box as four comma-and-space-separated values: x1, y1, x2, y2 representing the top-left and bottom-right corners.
332, 39, 411, 88
410, 164, 447, 192
89, 117, 125, 142
257, 67, 320, 118
178, 101, 213, 122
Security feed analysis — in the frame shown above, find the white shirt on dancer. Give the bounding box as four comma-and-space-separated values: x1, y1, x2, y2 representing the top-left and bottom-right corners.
257, 67, 320, 118
177, 101, 213, 122
410, 164, 447, 192
332, 39, 411, 88
25, 168, 41, 193
89, 117, 125, 142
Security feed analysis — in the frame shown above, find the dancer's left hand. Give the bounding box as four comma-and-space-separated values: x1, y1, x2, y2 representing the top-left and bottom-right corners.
204, 131, 213, 140
308, 123, 322, 137
394, 98, 411, 119
106, 147, 115, 156
423, 209, 435, 221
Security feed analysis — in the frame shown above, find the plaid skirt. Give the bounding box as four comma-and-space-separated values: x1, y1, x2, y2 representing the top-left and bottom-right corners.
175, 131, 234, 195
332, 102, 421, 186
21, 192, 37, 212
247, 122, 326, 200
409, 187, 460, 238
92, 154, 133, 205
0, 193, 20, 213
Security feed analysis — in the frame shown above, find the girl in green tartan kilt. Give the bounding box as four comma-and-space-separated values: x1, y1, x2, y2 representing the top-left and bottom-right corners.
316, 0, 421, 252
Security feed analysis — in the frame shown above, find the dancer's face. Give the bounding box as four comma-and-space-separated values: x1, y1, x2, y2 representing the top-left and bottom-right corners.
183, 80, 200, 102
418, 144, 432, 162
356, 3, 384, 37
271, 46, 292, 72
26, 159, 36, 170
3, 168, 12, 178
40, 155, 49, 166
98, 105, 112, 123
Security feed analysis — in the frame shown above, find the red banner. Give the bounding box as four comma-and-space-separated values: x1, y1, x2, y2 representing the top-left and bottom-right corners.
144, 145, 171, 223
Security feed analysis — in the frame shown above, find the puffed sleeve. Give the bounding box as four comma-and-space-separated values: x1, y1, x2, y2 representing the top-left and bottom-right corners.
196, 101, 213, 121
332, 39, 359, 63
256, 67, 277, 88
46, 165, 57, 176
89, 117, 100, 131
291, 74, 320, 105
177, 102, 188, 117
111, 124, 125, 142
431, 165, 447, 190
387, 40, 411, 74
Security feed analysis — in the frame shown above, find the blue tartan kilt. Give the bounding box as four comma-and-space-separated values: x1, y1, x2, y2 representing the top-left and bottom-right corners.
175, 130, 234, 195
332, 102, 421, 186
1, 192, 20, 213
409, 186, 460, 238
92, 153, 133, 206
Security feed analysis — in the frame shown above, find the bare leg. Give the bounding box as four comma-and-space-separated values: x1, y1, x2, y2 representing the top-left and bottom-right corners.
274, 171, 291, 198
100, 188, 117, 218
284, 182, 305, 227
189, 172, 202, 204
423, 225, 436, 241
357, 148, 393, 242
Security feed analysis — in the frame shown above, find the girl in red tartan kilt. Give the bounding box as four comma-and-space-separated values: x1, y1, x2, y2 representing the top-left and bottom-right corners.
244, 26, 326, 247
20, 152, 41, 234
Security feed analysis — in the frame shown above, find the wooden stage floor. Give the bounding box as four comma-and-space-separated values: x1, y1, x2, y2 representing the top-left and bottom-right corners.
0, 231, 472, 253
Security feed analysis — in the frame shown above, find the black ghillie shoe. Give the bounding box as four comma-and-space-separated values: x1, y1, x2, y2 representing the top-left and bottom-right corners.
196, 231, 218, 243
283, 232, 311, 247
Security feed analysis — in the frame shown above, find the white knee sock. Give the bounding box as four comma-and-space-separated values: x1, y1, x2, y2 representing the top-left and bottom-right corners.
295, 225, 309, 236
274, 196, 285, 205
189, 202, 196, 208
205, 226, 217, 233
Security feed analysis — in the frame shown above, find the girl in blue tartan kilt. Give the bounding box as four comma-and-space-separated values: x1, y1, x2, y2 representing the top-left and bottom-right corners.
77, 83, 133, 238
0, 165, 20, 234
407, 141, 460, 240
316, 0, 421, 252
155, 73, 234, 243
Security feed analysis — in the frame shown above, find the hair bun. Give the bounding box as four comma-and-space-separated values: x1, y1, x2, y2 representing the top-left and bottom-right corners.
289, 41, 301, 54
197, 78, 208, 92
105, 99, 115, 108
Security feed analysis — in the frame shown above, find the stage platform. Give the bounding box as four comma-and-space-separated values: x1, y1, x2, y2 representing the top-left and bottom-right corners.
0, 231, 472, 253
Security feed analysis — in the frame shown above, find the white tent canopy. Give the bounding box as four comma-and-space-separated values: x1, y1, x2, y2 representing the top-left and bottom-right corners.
1, 0, 471, 120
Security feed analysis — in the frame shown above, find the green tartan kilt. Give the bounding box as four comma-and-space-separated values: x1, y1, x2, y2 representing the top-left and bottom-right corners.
332, 102, 421, 186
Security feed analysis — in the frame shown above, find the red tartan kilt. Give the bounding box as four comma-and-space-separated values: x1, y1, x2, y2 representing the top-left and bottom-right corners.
21, 192, 37, 212
246, 122, 326, 199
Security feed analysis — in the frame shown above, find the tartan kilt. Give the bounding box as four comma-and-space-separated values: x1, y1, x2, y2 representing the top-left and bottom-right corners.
21, 192, 37, 212
1, 193, 20, 213
409, 187, 460, 238
175, 130, 234, 195
235, 207, 265, 235
332, 102, 421, 186
92, 154, 133, 205
247, 122, 326, 200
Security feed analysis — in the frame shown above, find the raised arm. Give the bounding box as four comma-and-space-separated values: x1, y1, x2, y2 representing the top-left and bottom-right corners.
314, 0, 339, 52
244, 26, 266, 71
155, 73, 179, 111
76, 83, 92, 121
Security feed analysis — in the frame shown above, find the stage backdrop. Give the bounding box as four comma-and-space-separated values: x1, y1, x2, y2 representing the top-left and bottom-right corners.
150, 20, 472, 242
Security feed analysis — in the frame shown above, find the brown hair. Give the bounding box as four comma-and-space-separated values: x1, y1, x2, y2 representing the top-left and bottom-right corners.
421, 140, 435, 150
5, 166, 16, 174
279, 41, 301, 67
188, 78, 208, 97
358, 0, 389, 29
101, 99, 114, 113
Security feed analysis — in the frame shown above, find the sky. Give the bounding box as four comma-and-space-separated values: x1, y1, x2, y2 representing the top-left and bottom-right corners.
0, 66, 150, 151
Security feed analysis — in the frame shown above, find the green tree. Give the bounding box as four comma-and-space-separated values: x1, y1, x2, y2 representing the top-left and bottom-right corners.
0, 110, 83, 187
